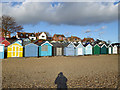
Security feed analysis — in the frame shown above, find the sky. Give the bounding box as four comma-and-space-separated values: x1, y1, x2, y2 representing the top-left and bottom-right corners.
1, 1, 119, 43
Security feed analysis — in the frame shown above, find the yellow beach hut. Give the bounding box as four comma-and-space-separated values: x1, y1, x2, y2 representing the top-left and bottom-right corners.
7, 41, 23, 57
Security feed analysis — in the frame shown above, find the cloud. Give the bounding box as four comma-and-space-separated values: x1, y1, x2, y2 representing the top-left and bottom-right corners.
84, 29, 91, 33
95, 26, 107, 32
98, 31, 105, 37
2, 2, 118, 26
99, 31, 105, 35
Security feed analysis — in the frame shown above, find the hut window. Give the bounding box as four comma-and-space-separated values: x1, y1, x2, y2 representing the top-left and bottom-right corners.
59, 37, 61, 40
26, 34, 28, 36
21, 33, 23, 36
31, 34, 35, 37
41, 45, 48, 51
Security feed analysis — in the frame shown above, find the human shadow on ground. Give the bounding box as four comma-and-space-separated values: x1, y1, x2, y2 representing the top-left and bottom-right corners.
55, 72, 68, 90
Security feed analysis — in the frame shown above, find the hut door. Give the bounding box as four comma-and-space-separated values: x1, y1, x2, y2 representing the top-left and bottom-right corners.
78, 48, 82, 55
109, 47, 111, 54
57, 47, 62, 56
12, 45, 20, 57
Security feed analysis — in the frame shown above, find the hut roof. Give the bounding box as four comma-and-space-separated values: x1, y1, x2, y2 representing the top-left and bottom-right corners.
36, 41, 52, 46
62, 42, 70, 47
23, 41, 31, 46
6, 38, 17, 44
100, 43, 108, 48
51, 42, 63, 47
112, 43, 120, 47
74, 43, 79, 47
83, 43, 93, 47
36, 41, 46, 46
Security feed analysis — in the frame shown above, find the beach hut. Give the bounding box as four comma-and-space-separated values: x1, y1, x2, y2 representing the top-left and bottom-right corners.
7, 41, 23, 57
52, 42, 64, 56
0, 44, 4, 59
64, 42, 76, 56
84, 43, 93, 55
100, 44, 108, 54
38, 41, 53, 56
93, 44, 100, 55
24, 43, 38, 57
76, 42, 84, 55
112, 44, 118, 54
108, 44, 113, 54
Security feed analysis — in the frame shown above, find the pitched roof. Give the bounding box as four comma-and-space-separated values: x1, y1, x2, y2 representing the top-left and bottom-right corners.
6, 38, 17, 44
17, 32, 50, 38
61, 42, 70, 47
36, 41, 52, 46
23, 41, 31, 46
82, 38, 94, 42
36, 32, 48, 37
53, 34, 65, 37
74, 43, 79, 47
36, 42, 44, 46
1, 39, 11, 46
100, 43, 108, 48
112, 43, 120, 46
71, 36, 81, 39
83, 43, 93, 47
51, 42, 63, 47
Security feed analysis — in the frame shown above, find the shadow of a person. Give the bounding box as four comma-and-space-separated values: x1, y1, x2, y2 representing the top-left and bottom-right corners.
55, 72, 68, 90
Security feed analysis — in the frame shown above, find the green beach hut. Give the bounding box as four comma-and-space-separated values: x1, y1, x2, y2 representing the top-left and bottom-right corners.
93, 44, 100, 55
100, 44, 108, 54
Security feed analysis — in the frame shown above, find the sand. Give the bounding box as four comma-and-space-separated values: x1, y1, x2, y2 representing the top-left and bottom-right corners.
2, 55, 118, 88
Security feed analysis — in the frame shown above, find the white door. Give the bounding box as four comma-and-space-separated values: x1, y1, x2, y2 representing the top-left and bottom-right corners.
57, 47, 62, 56
78, 48, 83, 55
109, 47, 111, 54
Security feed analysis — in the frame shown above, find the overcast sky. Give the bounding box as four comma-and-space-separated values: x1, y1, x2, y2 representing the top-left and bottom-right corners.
2, 2, 118, 25
1, 1, 119, 43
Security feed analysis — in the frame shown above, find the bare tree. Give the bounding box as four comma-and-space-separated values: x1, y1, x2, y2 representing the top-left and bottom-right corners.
1, 15, 23, 38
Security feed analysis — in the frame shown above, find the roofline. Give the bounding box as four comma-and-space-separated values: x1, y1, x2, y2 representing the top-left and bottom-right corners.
24, 43, 38, 46
8, 41, 22, 47
94, 44, 100, 47
113, 45, 118, 47
1, 39, 11, 44
67, 42, 76, 47
101, 44, 108, 48
76, 42, 84, 48
41, 41, 53, 46
108, 44, 113, 47
85, 43, 92, 47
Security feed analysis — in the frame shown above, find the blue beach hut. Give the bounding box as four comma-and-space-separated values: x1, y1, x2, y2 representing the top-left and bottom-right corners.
84, 43, 93, 55
0, 44, 4, 59
75, 42, 85, 56
64, 42, 76, 56
37, 41, 53, 56
24, 43, 38, 57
